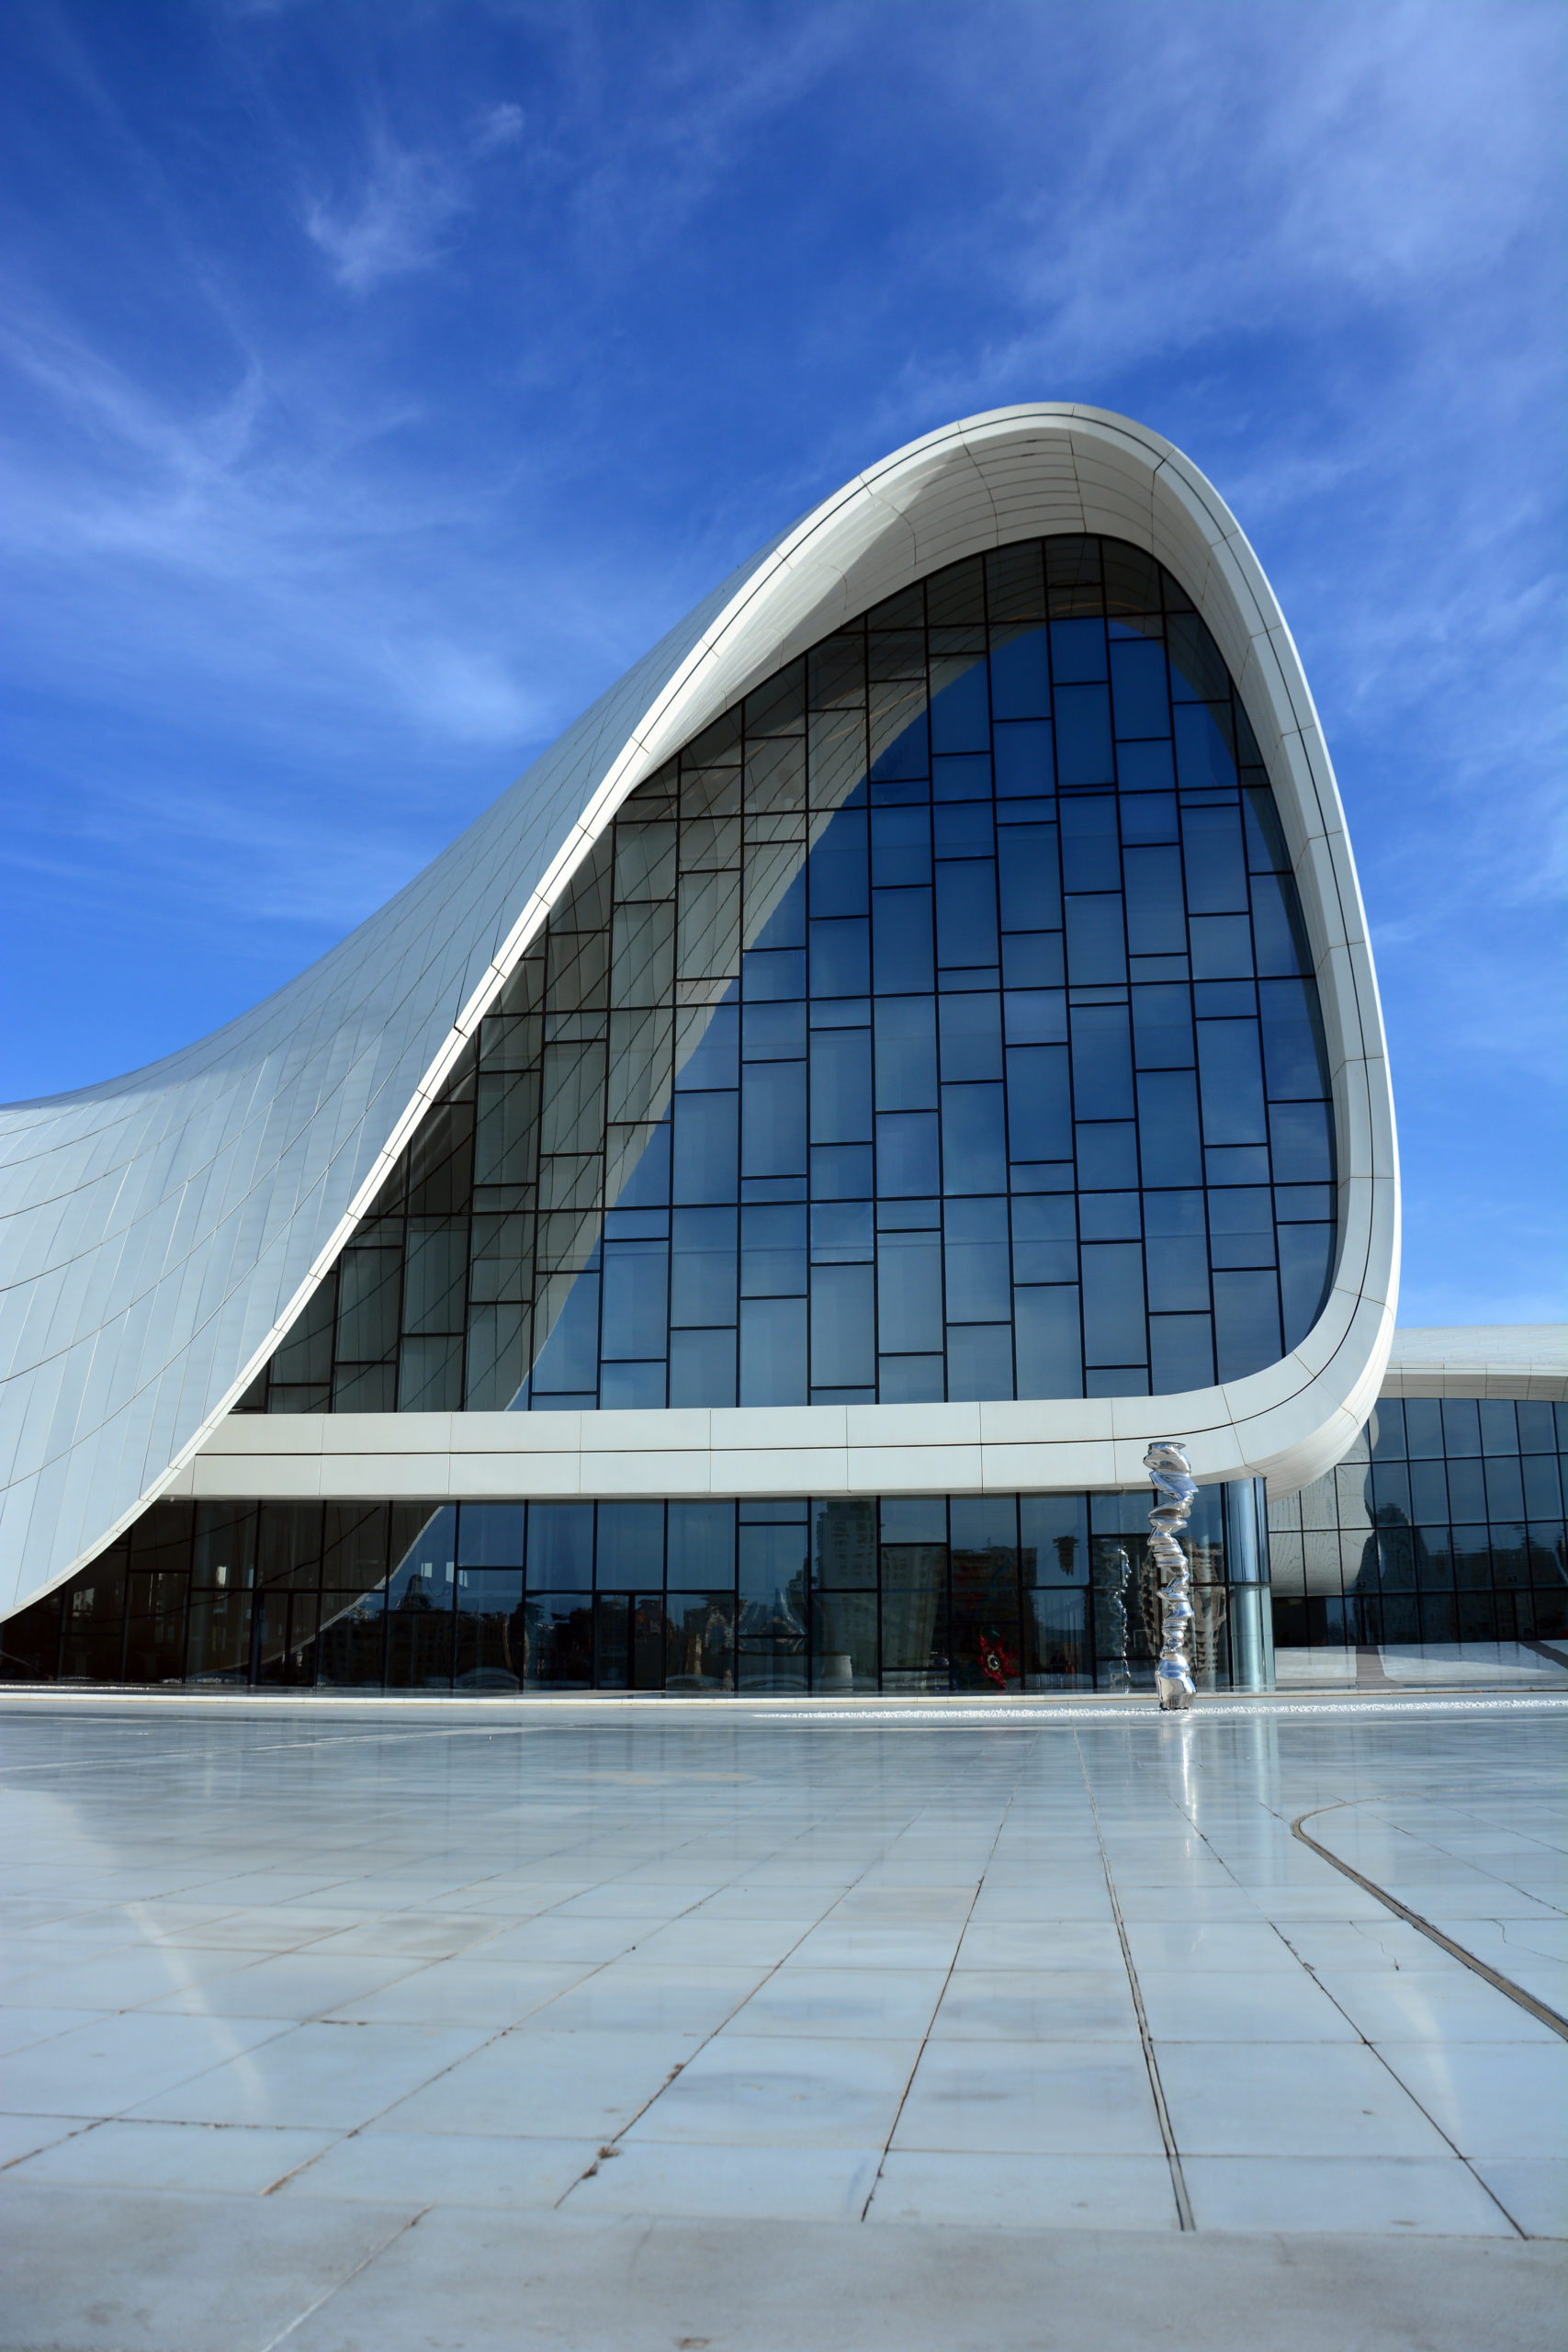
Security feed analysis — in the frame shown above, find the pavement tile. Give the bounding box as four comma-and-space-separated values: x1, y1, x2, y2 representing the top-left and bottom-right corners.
373, 2027, 695, 2140
126, 2021, 488, 2131
8, 2117, 334, 2193
0, 2010, 291, 2120
1470, 2158, 1568, 2238
868, 2149, 1179, 2230
1372, 2041, 1568, 2160
565, 2140, 882, 2220
1155, 2041, 1455, 2157
891, 2039, 1165, 2155
624, 2033, 920, 2149
1183, 2154, 1517, 2236
277, 2128, 599, 2206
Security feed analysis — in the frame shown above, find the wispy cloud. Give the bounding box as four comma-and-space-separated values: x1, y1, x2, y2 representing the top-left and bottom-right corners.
303, 137, 466, 290
472, 99, 525, 154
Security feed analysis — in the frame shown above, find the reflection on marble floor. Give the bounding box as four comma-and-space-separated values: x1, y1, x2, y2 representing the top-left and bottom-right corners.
0, 1695, 1562, 2251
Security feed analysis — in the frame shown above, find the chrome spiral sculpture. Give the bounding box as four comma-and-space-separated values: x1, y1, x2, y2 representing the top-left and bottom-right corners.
1145, 1440, 1198, 1711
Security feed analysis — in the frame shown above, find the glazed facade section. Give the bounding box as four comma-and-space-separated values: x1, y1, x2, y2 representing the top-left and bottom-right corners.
0, 1484, 1272, 1696
1269, 1396, 1568, 1646
241, 534, 1337, 1419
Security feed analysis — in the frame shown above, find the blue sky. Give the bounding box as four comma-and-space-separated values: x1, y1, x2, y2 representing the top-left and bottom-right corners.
1, 0, 1562, 1326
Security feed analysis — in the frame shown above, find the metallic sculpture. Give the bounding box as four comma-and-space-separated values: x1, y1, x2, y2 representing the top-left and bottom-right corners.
1145, 1441, 1198, 1711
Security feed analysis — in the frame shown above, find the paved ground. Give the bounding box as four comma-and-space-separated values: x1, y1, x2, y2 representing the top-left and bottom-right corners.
1, 1690, 1564, 2350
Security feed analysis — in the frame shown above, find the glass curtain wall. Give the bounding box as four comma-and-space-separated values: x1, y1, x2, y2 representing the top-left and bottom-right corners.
238, 533, 1337, 1419
0, 1485, 1268, 1696
1269, 1397, 1568, 1648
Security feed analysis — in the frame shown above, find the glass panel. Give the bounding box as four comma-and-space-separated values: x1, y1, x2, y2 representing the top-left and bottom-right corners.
528, 1505, 594, 1591
455, 1570, 526, 1690
880, 1544, 949, 1692
524, 1595, 593, 1690
739, 1296, 807, 1405
665, 1593, 736, 1692
457, 1504, 526, 1568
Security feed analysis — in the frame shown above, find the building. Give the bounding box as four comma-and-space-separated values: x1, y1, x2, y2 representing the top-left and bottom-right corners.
0, 405, 1561, 1696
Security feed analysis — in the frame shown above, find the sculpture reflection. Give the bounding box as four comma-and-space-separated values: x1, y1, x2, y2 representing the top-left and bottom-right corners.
1145, 1440, 1198, 1711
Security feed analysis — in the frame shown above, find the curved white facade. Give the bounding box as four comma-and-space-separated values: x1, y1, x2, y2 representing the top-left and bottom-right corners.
0, 405, 1399, 1619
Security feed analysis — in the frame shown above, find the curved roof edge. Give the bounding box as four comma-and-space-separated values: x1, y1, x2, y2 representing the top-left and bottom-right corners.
0, 404, 1399, 1613
1380, 1325, 1567, 1403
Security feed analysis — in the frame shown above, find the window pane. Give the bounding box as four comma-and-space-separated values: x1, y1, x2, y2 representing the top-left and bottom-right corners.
1050, 616, 1106, 682
997, 825, 1061, 932
810, 916, 871, 995
1015, 1286, 1082, 1397
810, 1264, 875, 1388
669, 1326, 736, 1407
1123, 846, 1187, 954
1005, 1046, 1072, 1163
601, 1239, 668, 1359
1060, 797, 1120, 892
671, 1206, 738, 1325
596, 1503, 665, 1589
1251, 871, 1309, 976
1071, 1006, 1134, 1121
1150, 1313, 1214, 1394
1110, 639, 1169, 737
1213, 1270, 1282, 1380
1179, 801, 1247, 909
1054, 684, 1113, 785
1279, 1223, 1334, 1346
742, 1060, 807, 1174
1136, 1069, 1201, 1187
871, 804, 931, 888
941, 1083, 1007, 1193
672, 1091, 739, 1204
877, 1110, 941, 1196
930, 659, 990, 753
528, 1505, 594, 1591
527, 1271, 600, 1396
665, 1592, 736, 1691
874, 996, 936, 1109
457, 1505, 526, 1568
669, 1502, 735, 1587
524, 1595, 593, 1690
741, 1204, 807, 1295
809, 1029, 873, 1144
935, 863, 999, 968
876, 1229, 942, 1354
944, 1199, 1011, 1321
1197, 1022, 1267, 1145
881, 1547, 949, 1690
739, 1296, 807, 1405
807, 808, 869, 915
872, 888, 935, 991
337, 1249, 401, 1363
993, 720, 1053, 796
1269, 1101, 1333, 1182
398, 1333, 465, 1411
812, 1592, 878, 1690
1065, 893, 1126, 984
1081, 1244, 1145, 1365
1175, 681, 1241, 775
989, 631, 1051, 719
947, 1322, 1013, 1402
931, 990, 1003, 1087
